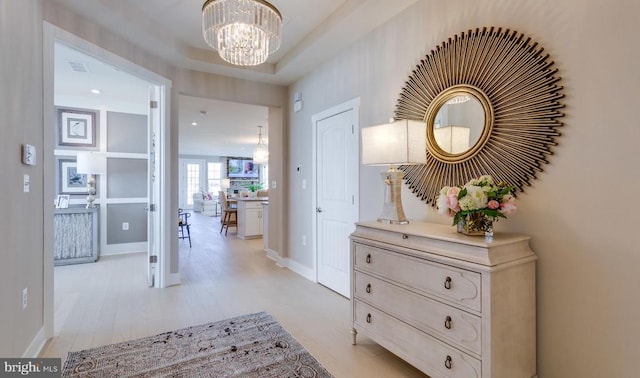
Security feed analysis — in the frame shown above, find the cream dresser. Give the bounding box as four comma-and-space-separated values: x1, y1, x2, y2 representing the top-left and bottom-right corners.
350, 221, 537, 378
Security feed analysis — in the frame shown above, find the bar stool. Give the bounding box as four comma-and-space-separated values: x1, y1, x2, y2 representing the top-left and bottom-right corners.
218, 191, 237, 235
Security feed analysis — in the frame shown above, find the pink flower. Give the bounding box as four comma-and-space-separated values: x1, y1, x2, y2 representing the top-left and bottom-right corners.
436, 186, 461, 216
444, 187, 461, 212
500, 199, 517, 216
446, 186, 460, 197
487, 200, 500, 210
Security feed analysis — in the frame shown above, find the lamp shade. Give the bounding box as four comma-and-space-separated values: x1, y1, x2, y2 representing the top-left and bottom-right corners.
76, 152, 106, 174
221, 178, 231, 189
361, 119, 427, 166
433, 125, 471, 154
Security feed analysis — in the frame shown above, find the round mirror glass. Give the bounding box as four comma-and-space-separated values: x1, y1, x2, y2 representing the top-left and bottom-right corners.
432, 94, 485, 154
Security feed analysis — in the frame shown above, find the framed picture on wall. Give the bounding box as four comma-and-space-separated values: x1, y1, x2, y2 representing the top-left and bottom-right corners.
58, 108, 97, 147
57, 158, 88, 194
55, 195, 70, 209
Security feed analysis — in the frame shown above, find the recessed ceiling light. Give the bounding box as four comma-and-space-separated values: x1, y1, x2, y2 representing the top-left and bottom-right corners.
191, 122, 198, 126
90, 89, 101, 94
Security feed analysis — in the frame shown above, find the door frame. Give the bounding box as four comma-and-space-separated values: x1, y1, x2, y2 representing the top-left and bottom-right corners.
43, 22, 173, 340
311, 97, 360, 284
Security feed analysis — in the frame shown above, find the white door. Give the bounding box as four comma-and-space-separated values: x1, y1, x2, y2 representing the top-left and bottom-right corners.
314, 101, 359, 298
179, 159, 204, 209
147, 87, 162, 287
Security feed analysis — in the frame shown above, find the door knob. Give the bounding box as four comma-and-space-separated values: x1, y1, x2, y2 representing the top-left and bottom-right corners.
316, 207, 323, 213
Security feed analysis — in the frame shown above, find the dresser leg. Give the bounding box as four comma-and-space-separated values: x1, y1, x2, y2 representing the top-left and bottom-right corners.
351, 328, 358, 345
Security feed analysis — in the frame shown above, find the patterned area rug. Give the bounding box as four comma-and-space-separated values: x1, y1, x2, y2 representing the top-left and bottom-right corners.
62, 312, 334, 377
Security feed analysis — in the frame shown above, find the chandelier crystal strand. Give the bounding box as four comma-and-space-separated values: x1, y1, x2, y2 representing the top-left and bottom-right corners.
202, 0, 282, 66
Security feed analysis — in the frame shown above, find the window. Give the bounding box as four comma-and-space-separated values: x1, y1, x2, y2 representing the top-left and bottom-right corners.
207, 162, 222, 194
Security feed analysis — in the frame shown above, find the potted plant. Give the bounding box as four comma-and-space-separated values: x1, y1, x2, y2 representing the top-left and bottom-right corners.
245, 182, 263, 197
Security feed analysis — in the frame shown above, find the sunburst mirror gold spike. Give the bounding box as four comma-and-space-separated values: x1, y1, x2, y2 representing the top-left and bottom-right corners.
395, 27, 565, 205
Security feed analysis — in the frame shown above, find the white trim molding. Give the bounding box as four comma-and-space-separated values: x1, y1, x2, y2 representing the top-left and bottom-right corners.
266, 250, 315, 282
23, 327, 46, 358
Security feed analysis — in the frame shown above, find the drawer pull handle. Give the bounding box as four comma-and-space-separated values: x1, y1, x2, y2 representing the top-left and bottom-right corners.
444, 316, 452, 330
402, 234, 409, 240
366, 254, 371, 264
366, 313, 372, 323
444, 276, 452, 290
366, 284, 372, 293
444, 355, 452, 369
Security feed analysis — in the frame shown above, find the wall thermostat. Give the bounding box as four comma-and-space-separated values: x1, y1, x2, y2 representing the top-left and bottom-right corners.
22, 144, 36, 166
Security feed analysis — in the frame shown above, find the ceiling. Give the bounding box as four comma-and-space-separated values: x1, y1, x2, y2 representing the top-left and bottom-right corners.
51, 0, 418, 156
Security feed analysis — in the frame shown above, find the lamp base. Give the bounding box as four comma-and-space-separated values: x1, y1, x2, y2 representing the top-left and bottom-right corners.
85, 175, 96, 208
377, 169, 409, 224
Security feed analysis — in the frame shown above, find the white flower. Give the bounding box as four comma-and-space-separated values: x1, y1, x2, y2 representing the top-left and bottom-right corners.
459, 185, 487, 211
478, 175, 494, 185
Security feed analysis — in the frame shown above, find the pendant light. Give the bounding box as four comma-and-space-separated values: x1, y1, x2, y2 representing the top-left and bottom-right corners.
253, 125, 268, 164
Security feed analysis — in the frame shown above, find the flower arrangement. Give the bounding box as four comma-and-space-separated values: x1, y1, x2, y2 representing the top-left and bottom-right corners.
436, 175, 517, 233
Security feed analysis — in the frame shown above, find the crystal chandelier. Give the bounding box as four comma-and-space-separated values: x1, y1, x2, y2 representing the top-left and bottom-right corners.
202, 0, 283, 66
253, 126, 268, 164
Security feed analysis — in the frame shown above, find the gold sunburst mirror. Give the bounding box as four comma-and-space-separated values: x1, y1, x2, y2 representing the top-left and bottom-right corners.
395, 27, 565, 205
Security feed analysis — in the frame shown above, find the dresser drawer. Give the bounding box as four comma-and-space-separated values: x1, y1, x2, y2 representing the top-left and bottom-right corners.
354, 272, 482, 355
354, 300, 482, 378
354, 243, 482, 312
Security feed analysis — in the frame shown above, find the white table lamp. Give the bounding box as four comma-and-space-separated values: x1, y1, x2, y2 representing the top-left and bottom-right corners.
76, 152, 106, 208
361, 119, 427, 224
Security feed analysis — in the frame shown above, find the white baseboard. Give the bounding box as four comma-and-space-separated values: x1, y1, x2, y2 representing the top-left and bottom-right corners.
101, 242, 147, 256
265, 249, 285, 267
286, 259, 315, 281
164, 272, 181, 287
265, 250, 315, 282
23, 326, 46, 358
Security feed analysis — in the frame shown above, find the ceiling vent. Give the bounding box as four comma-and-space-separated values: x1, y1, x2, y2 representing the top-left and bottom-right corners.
67, 60, 89, 73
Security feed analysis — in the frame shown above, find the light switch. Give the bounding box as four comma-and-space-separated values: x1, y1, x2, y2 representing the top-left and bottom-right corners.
23, 174, 30, 192
122, 222, 129, 231
302, 179, 306, 189
271, 181, 277, 189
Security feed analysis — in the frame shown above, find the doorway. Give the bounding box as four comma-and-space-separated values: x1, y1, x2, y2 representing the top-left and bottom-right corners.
43, 23, 172, 339
312, 98, 360, 298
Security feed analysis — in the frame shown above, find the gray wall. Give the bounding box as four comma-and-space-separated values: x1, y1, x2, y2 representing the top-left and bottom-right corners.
288, 0, 640, 377
106, 204, 147, 244
53, 107, 149, 250
107, 112, 147, 153
0, 0, 44, 357
107, 158, 147, 198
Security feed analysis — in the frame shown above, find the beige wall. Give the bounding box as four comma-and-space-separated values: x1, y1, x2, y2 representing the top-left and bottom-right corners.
0, 0, 45, 357
288, 0, 640, 376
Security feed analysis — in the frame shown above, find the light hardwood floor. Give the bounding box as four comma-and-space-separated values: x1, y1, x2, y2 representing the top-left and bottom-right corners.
42, 211, 427, 378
